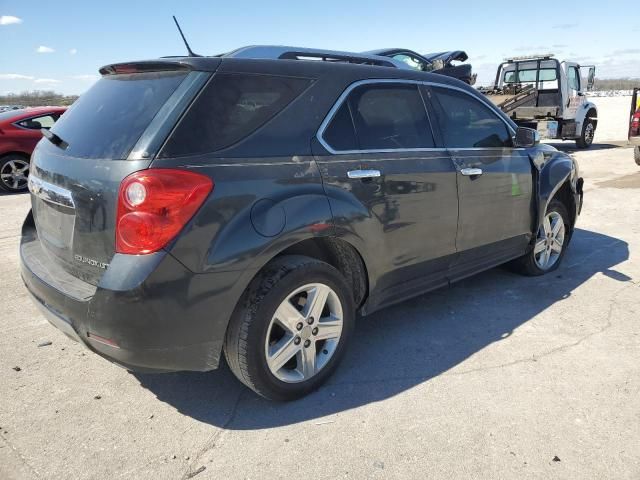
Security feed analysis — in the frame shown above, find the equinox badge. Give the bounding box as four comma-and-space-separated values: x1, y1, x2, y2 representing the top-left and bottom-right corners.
74, 254, 109, 270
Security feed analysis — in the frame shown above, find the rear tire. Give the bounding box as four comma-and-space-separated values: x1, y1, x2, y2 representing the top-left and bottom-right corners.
634, 146, 640, 166
224, 255, 355, 401
511, 200, 570, 276
575, 119, 595, 149
0, 154, 30, 193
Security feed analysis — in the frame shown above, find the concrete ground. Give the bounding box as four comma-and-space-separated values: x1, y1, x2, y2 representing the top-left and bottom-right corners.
1, 115, 640, 478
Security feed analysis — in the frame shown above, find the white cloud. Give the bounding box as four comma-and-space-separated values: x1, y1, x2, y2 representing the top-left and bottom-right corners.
34, 78, 60, 84
69, 48, 77, 55
0, 15, 22, 25
36, 45, 55, 53
70, 74, 98, 81
0, 73, 35, 80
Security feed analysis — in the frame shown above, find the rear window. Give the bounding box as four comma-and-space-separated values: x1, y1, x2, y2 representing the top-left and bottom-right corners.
504, 68, 557, 83
159, 73, 312, 157
50, 71, 188, 159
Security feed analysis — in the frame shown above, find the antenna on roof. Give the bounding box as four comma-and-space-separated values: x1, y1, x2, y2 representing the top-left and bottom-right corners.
172, 16, 200, 57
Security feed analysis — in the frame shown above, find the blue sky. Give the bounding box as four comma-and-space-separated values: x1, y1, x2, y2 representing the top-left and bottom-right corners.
1, 0, 638, 95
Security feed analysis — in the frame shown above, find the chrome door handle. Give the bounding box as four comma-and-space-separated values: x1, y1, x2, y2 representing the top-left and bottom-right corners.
460, 168, 483, 176
347, 169, 381, 179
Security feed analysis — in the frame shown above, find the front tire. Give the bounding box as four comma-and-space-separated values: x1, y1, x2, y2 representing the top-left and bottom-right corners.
0, 154, 30, 192
575, 119, 595, 149
634, 146, 640, 166
224, 255, 355, 401
511, 200, 570, 276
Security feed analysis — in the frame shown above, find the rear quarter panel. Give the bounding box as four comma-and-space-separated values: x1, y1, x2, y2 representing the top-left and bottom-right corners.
152, 155, 335, 275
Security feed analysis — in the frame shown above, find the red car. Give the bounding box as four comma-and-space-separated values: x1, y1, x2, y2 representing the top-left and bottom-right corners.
0, 106, 66, 192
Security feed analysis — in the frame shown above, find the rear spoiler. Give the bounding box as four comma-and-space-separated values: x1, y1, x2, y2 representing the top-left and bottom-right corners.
99, 57, 220, 75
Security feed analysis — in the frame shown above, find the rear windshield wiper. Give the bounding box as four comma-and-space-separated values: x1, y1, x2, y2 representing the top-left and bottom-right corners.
41, 128, 69, 150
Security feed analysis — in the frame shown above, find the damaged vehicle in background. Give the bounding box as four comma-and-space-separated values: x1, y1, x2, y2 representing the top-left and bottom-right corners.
365, 48, 476, 85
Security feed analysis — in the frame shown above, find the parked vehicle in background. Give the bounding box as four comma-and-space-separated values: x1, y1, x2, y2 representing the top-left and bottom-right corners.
0, 106, 66, 192
20, 47, 583, 400
0, 105, 25, 113
365, 48, 476, 84
629, 87, 640, 165
480, 54, 597, 148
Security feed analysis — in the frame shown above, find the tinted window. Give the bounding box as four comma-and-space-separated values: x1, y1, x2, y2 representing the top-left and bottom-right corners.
51, 71, 187, 159
17, 114, 57, 129
161, 74, 311, 157
347, 84, 434, 150
432, 87, 512, 148
323, 102, 358, 151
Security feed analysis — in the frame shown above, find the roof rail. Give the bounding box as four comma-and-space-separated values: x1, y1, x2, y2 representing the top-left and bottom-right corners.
222, 46, 407, 69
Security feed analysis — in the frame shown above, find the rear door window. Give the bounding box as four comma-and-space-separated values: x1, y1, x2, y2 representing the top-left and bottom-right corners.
160, 74, 312, 157
432, 87, 512, 148
50, 71, 188, 159
323, 83, 434, 152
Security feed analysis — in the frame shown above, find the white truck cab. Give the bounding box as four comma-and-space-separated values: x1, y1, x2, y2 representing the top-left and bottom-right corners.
486, 54, 597, 148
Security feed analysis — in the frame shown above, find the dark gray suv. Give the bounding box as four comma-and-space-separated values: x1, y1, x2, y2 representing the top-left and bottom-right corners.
20, 47, 583, 400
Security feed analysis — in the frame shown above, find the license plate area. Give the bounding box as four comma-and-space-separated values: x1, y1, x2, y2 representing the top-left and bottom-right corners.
537, 121, 558, 139
33, 197, 76, 253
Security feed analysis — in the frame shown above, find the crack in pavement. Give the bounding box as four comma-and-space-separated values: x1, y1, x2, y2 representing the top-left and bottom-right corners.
325, 281, 638, 388
180, 388, 246, 480
0, 432, 41, 479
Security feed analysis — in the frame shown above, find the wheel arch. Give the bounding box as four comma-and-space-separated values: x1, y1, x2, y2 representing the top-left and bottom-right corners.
0, 151, 30, 160
576, 102, 598, 131
271, 236, 369, 308
536, 152, 580, 236
236, 233, 370, 310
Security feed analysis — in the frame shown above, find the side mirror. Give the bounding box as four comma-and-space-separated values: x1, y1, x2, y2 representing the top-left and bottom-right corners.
587, 67, 596, 91
514, 127, 540, 148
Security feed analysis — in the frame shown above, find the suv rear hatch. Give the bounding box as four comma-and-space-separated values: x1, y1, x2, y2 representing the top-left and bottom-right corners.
28, 61, 213, 286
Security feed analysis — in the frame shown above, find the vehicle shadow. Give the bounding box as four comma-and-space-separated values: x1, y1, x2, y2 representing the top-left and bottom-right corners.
0, 189, 28, 196
545, 142, 626, 152
135, 228, 629, 430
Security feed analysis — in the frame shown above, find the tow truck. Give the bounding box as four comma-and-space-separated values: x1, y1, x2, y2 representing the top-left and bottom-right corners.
480, 54, 597, 148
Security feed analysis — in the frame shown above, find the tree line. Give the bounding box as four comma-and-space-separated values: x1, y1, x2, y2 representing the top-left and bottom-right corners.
3, 78, 640, 108
593, 78, 640, 91
0, 90, 79, 107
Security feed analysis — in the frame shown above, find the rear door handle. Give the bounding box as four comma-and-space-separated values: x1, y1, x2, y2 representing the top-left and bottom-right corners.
460, 168, 483, 176
347, 169, 381, 179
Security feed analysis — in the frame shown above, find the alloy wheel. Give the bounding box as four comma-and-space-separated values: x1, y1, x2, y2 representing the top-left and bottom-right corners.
584, 123, 595, 145
265, 283, 343, 383
534, 211, 565, 270
0, 159, 29, 191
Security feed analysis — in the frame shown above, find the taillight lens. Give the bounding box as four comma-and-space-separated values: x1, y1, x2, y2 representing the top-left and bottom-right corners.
116, 169, 213, 254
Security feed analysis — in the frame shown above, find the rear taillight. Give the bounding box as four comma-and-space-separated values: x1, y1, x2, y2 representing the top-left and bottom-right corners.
116, 169, 213, 254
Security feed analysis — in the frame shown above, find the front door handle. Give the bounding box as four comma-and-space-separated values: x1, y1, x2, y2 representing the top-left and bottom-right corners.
347, 169, 381, 179
460, 168, 483, 176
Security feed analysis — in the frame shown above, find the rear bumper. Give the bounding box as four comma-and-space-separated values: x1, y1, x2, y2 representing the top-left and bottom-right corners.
20, 219, 251, 373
